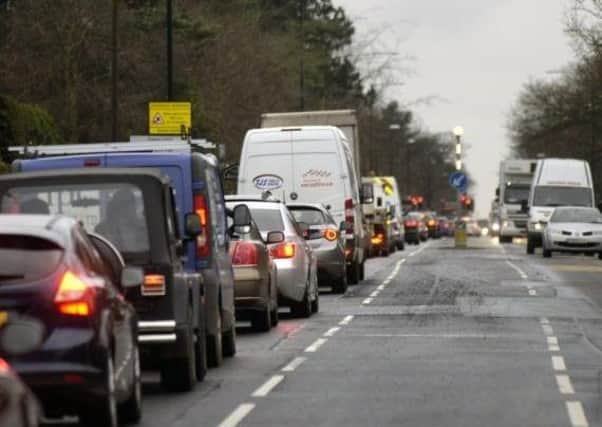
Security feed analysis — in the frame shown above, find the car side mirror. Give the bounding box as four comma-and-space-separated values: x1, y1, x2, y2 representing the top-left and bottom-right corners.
233, 204, 252, 234
121, 266, 144, 289
267, 231, 285, 244
185, 213, 203, 237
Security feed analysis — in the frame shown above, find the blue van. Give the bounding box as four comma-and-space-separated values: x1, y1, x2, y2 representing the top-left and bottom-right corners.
13, 142, 236, 367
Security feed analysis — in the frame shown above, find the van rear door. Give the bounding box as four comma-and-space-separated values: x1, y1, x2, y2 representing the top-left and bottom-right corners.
240, 130, 293, 198
290, 128, 347, 221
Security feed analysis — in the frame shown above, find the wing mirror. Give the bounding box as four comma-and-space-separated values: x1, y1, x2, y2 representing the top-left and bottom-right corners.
267, 231, 285, 244
233, 204, 252, 234
0, 316, 44, 356
121, 266, 144, 289
184, 213, 203, 237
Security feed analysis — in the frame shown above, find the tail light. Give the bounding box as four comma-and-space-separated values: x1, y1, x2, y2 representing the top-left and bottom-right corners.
54, 271, 95, 316
231, 241, 258, 266
271, 242, 296, 259
194, 193, 210, 257
323, 228, 338, 241
345, 198, 354, 234
428, 220, 436, 227
371, 233, 384, 245
405, 220, 417, 227
0, 358, 10, 374
142, 274, 166, 296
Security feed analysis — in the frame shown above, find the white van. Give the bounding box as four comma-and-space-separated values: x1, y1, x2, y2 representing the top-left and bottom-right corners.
238, 126, 366, 283
526, 158, 595, 254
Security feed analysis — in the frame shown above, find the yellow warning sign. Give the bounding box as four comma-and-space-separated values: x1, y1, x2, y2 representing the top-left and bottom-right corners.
149, 102, 191, 135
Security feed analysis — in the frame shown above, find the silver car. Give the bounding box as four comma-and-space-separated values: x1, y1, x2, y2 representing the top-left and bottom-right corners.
288, 203, 347, 294
226, 196, 319, 317
542, 207, 602, 258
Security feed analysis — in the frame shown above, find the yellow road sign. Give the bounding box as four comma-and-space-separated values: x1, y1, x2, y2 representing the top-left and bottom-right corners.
149, 102, 191, 135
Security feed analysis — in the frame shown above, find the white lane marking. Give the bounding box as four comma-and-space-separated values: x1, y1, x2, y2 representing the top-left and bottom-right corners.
549, 344, 561, 352
362, 297, 373, 305
370, 291, 379, 298
399, 259, 406, 264
324, 327, 341, 337
377, 285, 385, 291
566, 401, 589, 427
542, 324, 554, 336
251, 375, 284, 397
506, 260, 528, 279
552, 355, 567, 371
547, 336, 559, 345
305, 338, 327, 353
529, 289, 537, 296
282, 356, 306, 372
217, 403, 256, 427
540, 317, 549, 324
339, 315, 354, 325
556, 374, 575, 394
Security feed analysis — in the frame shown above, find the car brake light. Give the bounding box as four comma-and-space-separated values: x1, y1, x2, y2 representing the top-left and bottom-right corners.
271, 242, 296, 259
405, 220, 417, 227
345, 198, 354, 234
371, 234, 384, 245
142, 274, 166, 296
428, 220, 436, 226
323, 228, 338, 241
194, 193, 210, 257
231, 241, 258, 266
0, 358, 10, 374
54, 271, 95, 316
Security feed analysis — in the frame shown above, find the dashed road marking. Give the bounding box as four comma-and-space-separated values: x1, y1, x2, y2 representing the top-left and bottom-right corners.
362, 297, 373, 305
556, 374, 575, 394
566, 401, 589, 427
370, 290, 379, 298
324, 327, 340, 337
552, 355, 567, 371
547, 336, 559, 345
529, 289, 537, 296
549, 344, 561, 352
506, 260, 528, 279
217, 403, 256, 427
377, 284, 385, 291
339, 315, 354, 325
540, 317, 549, 324
282, 356, 306, 372
251, 375, 284, 397
542, 324, 554, 336
305, 338, 327, 353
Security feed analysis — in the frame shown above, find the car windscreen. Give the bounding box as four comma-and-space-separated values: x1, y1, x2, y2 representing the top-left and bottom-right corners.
533, 186, 592, 207
504, 184, 530, 204
0, 235, 63, 285
551, 209, 602, 223
0, 182, 151, 261
249, 208, 285, 233
289, 208, 327, 226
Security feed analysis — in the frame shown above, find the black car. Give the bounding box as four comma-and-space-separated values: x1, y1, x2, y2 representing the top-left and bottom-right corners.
0, 169, 206, 393
0, 214, 141, 427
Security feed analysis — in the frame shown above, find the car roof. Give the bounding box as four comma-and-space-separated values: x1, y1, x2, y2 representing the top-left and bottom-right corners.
226, 194, 284, 203
227, 200, 283, 210
0, 214, 72, 248
0, 167, 171, 185
287, 203, 328, 212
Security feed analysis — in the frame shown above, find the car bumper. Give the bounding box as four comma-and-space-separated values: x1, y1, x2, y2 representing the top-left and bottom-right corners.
274, 259, 306, 303
233, 266, 270, 313
546, 238, 602, 252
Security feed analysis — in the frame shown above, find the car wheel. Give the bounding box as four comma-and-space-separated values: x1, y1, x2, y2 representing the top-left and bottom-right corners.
80, 352, 118, 427
195, 329, 208, 381
359, 260, 365, 281
311, 291, 319, 314
118, 345, 142, 424
332, 272, 348, 294
161, 325, 196, 392
347, 261, 360, 285
543, 248, 552, 258
397, 241, 405, 251
222, 322, 237, 358
251, 308, 271, 332
207, 313, 223, 368
381, 247, 389, 257
526, 237, 535, 254
291, 291, 311, 318
270, 305, 279, 326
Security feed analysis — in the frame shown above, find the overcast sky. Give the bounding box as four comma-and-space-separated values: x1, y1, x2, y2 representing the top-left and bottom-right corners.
335, 0, 576, 216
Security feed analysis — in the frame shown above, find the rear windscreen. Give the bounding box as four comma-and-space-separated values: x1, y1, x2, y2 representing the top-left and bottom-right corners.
290, 208, 326, 226
0, 235, 63, 284
249, 208, 284, 232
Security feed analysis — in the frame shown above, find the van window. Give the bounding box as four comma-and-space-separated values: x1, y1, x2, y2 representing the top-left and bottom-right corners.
532, 186, 592, 207
290, 207, 327, 226
342, 144, 359, 200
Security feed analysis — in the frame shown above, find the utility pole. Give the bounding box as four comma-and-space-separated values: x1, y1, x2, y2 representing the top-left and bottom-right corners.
166, 0, 173, 101
111, 0, 118, 141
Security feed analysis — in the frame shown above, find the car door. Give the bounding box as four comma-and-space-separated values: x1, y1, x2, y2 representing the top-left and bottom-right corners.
284, 208, 313, 292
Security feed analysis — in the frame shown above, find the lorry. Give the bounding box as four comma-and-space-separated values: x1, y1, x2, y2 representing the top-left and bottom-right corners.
261, 110, 361, 176
526, 158, 595, 254
497, 159, 537, 243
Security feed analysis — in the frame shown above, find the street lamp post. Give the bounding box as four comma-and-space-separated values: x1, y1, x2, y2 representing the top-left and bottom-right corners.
388, 124, 401, 176
452, 125, 466, 248
405, 137, 415, 197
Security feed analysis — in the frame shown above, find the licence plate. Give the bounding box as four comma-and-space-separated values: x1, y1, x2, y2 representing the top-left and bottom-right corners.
567, 238, 582, 244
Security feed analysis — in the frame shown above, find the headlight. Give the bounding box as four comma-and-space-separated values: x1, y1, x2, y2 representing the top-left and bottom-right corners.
534, 222, 542, 231
492, 223, 500, 231
502, 221, 509, 228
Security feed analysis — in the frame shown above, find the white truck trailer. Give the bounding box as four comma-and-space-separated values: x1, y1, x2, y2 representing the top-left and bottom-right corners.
497, 159, 537, 243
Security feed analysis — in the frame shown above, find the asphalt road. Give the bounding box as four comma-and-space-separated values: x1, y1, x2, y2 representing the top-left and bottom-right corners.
128, 237, 602, 427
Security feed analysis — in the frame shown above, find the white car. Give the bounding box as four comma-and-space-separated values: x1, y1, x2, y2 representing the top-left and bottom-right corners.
542, 207, 602, 258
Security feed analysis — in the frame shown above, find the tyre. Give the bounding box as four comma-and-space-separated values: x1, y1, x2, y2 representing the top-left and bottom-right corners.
397, 241, 405, 251
347, 260, 360, 285
332, 272, 348, 294
206, 314, 223, 368
160, 327, 196, 392
195, 329, 207, 381
80, 352, 118, 427
598, 252, 602, 260
526, 237, 535, 254
311, 291, 319, 314
270, 305, 279, 327
291, 291, 311, 318
542, 248, 552, 258
251, 308, 271, 332
222, 324, 237, 358
119, 345, 142, 424
359, 260, 365, 281
380, 247, 389, 257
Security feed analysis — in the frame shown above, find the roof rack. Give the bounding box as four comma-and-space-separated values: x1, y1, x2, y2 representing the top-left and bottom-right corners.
8, 138, 215, 158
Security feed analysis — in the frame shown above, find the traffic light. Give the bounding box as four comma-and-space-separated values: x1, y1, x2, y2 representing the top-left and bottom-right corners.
460, 193, 474, 211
